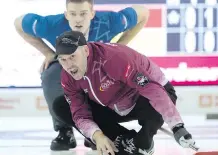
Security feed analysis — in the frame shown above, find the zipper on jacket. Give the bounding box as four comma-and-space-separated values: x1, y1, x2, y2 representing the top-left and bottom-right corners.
83, 76, 105, 106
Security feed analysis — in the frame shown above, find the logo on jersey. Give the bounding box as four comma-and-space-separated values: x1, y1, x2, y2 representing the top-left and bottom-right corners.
61, 82, 66, 88
92, 59, 107, 83
64, 95, 71, 105
124, 64, 131, 78
134, 73, 149, 87
83, 89, 88, 93
122, 15, 128, 29
99, 80, 114, 91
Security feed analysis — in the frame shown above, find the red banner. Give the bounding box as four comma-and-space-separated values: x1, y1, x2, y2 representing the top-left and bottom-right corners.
150, 56, 218, 86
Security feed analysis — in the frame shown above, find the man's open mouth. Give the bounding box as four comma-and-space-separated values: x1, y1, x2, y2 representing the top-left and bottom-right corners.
75, 25, 83, 29
70, 69, 78, 75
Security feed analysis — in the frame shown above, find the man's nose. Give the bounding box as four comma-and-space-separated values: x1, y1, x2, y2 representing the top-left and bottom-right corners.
65, 60, 73, 68
75, 16, 83, 23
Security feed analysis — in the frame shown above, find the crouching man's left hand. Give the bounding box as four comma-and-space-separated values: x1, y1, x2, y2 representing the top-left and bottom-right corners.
172, 123, 196, 149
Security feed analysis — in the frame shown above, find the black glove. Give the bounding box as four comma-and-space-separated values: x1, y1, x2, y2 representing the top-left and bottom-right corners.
172, 123, 196, 148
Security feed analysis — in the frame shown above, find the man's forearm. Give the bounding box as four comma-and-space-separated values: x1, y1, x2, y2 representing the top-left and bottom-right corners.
117, 6, 149, 45
14, 16, 54, 57
116, 20, 146, 45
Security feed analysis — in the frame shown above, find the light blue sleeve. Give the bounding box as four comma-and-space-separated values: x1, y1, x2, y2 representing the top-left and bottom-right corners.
22, 13, 57, 38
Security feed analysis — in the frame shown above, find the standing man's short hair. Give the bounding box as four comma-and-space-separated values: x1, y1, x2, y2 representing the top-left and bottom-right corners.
66, 0, 94, 6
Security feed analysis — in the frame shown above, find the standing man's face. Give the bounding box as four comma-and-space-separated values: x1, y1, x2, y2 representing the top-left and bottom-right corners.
65, 1, 95, 36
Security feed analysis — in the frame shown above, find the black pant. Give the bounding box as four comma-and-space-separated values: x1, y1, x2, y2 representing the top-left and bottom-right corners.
52, 82, 177, 148
125, 96, 164, 149
52, 95, 134, 141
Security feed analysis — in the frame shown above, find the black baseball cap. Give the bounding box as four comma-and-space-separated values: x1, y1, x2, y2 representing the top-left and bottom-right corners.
55, 30, 87, 57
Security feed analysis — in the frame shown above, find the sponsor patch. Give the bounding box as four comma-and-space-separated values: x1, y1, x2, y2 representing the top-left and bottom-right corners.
99, 80, 114, 91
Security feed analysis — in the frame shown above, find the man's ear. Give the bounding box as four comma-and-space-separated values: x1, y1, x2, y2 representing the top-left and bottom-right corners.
90, 9, 95, 20
84, 45, 89, 57
64, 11, 69, 21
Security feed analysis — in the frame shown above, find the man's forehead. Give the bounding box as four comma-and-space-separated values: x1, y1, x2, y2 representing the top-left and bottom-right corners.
67, 1, 92, 10
68, 10, 89, 12
58, 53, 75, 59
57, 47, 83, 59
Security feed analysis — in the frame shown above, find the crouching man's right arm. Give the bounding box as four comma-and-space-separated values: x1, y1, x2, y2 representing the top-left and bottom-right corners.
61, 71, 118, 155
61, 70, 101, 140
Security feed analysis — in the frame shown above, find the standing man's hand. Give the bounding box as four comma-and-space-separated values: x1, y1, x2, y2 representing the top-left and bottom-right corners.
93, 130, 118, 155
40, 53, 55, 73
